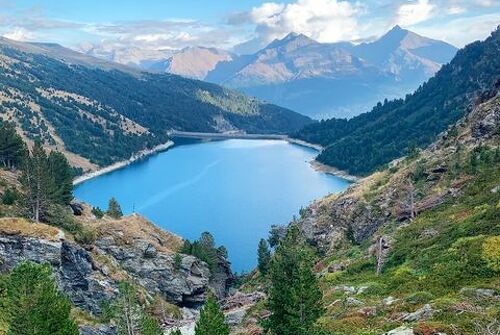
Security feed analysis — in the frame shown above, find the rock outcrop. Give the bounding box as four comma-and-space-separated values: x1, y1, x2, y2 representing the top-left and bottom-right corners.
0, 214, 234, 318
0, 231, 116, 315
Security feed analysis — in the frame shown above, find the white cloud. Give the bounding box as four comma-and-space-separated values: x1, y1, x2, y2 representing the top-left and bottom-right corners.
447, 6, 466, 14
3, 27, 35, 41
232, 0, 364, 52
412, 13, 499, 47
396, 0, 436, 26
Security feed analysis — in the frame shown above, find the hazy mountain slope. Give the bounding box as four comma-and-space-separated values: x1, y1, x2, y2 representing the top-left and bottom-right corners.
293, 27, 500, 176
350, 25, 458, 83
81, 44, 233, 80
205, 28, 457, 119
149, 47, 233, 79
207, 32, 394, 118
0, 37, 311, 168
80, 44, 175, 70
80, 28, 457, 119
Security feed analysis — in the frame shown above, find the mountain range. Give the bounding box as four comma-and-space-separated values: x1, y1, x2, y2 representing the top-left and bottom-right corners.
293, 27, 500, 175
81, 26, 458, 119
0, 36, 310, 169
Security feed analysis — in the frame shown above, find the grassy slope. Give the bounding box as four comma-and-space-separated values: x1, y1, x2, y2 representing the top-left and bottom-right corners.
241, 93, 499, 335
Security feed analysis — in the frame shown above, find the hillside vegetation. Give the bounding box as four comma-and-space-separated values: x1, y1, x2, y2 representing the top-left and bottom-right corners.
0, 37, 311, 168
240, 91, 499, 335
293, 27, 499, 176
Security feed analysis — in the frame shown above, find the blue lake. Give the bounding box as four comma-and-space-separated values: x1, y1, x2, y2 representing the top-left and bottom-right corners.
74, 139, 350, 272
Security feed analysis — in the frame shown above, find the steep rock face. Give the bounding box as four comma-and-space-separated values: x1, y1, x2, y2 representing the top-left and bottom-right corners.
0, 214, 235, 315
0, 232, 117, 315
94, 235, 211, 307
209, 255, 235, 300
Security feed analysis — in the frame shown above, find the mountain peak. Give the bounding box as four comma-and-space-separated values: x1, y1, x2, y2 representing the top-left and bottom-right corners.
265, 32, 317, 51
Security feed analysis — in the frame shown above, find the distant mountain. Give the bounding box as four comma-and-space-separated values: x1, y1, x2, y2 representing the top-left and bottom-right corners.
207, 27, 457, 118
80, 44, 175, 70
0, 36, 311, 168
293, 27, 500, 176
347, 25, 458, 83
81, 27, 457, 119
80, 44, 233, 80
148, 47, 233, 80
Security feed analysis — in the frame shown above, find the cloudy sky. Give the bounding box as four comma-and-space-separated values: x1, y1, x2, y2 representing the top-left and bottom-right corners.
0, 0, 498, 54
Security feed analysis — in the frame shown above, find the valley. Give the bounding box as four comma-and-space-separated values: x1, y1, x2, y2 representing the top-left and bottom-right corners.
0, 3, 498, 335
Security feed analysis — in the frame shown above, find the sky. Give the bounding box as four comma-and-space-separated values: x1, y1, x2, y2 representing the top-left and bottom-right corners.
0, 0, 498, 54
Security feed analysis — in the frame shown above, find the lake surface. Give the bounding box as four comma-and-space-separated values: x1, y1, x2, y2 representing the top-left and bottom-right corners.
75, 139, 350, 271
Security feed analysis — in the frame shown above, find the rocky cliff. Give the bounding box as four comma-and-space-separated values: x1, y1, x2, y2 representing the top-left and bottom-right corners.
0, 212, 234, 334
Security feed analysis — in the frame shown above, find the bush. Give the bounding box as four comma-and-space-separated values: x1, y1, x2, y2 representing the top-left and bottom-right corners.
482, 236, 500, 272
406, 291, 435, 305
1, 188, 17, 205
91, 206, 105, 219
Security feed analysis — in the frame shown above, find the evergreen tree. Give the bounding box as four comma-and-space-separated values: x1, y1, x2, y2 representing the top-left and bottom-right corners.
3, 262, 79, 335
48, 151, 73, 205
263, 226, 324, 335
0, 123, 25, 169
194, 295, 229, 335
21, 143, 55, 222
140, 314, 163, 335
107, 197, 123, 219
105, 281, 163, 335
114, 282, 142, 335
257, 238, 271, 275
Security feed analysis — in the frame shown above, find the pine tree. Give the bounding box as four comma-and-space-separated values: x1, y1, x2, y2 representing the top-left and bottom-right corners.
107, 197, 123, 219
4, 262, 79, 335
0, 123, 26, 169
140, 314, 163, 335
21, 143, 55, 222
194, 295, 229, 335
257, 238, 271, 275
114, 282, 142, 335
263, 225, 324, 335
48, 151, 73, 205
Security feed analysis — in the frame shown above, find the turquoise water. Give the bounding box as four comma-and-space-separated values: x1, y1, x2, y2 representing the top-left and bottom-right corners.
74, 139, 350, 271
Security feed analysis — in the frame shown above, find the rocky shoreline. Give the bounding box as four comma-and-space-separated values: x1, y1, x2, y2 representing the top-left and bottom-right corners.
310, 160, 360, 182
73, 141, 174, 185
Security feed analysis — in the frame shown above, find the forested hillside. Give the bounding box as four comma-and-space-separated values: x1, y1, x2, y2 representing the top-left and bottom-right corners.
0, 37, 311, 168
293, 27, 500, 176
240, 84, 500, 335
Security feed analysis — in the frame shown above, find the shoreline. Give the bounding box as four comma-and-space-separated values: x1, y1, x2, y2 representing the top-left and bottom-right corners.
169, 130, 324, 152
309, 160, 360, 182
73, 132, 357, 185
73, 140, 174, 185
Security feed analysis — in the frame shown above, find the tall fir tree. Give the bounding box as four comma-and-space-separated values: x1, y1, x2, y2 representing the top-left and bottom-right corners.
0, 123, 25, 169
257, 238, 271, 275
48, 151, 73, 205
106, 281, 162, 335
21, 143, 55, 222
3, 262, 79, 335
107, 197, 123, 219
263, 225, 324, 335
114, 282, 142, 335
194, 295, 229, 335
